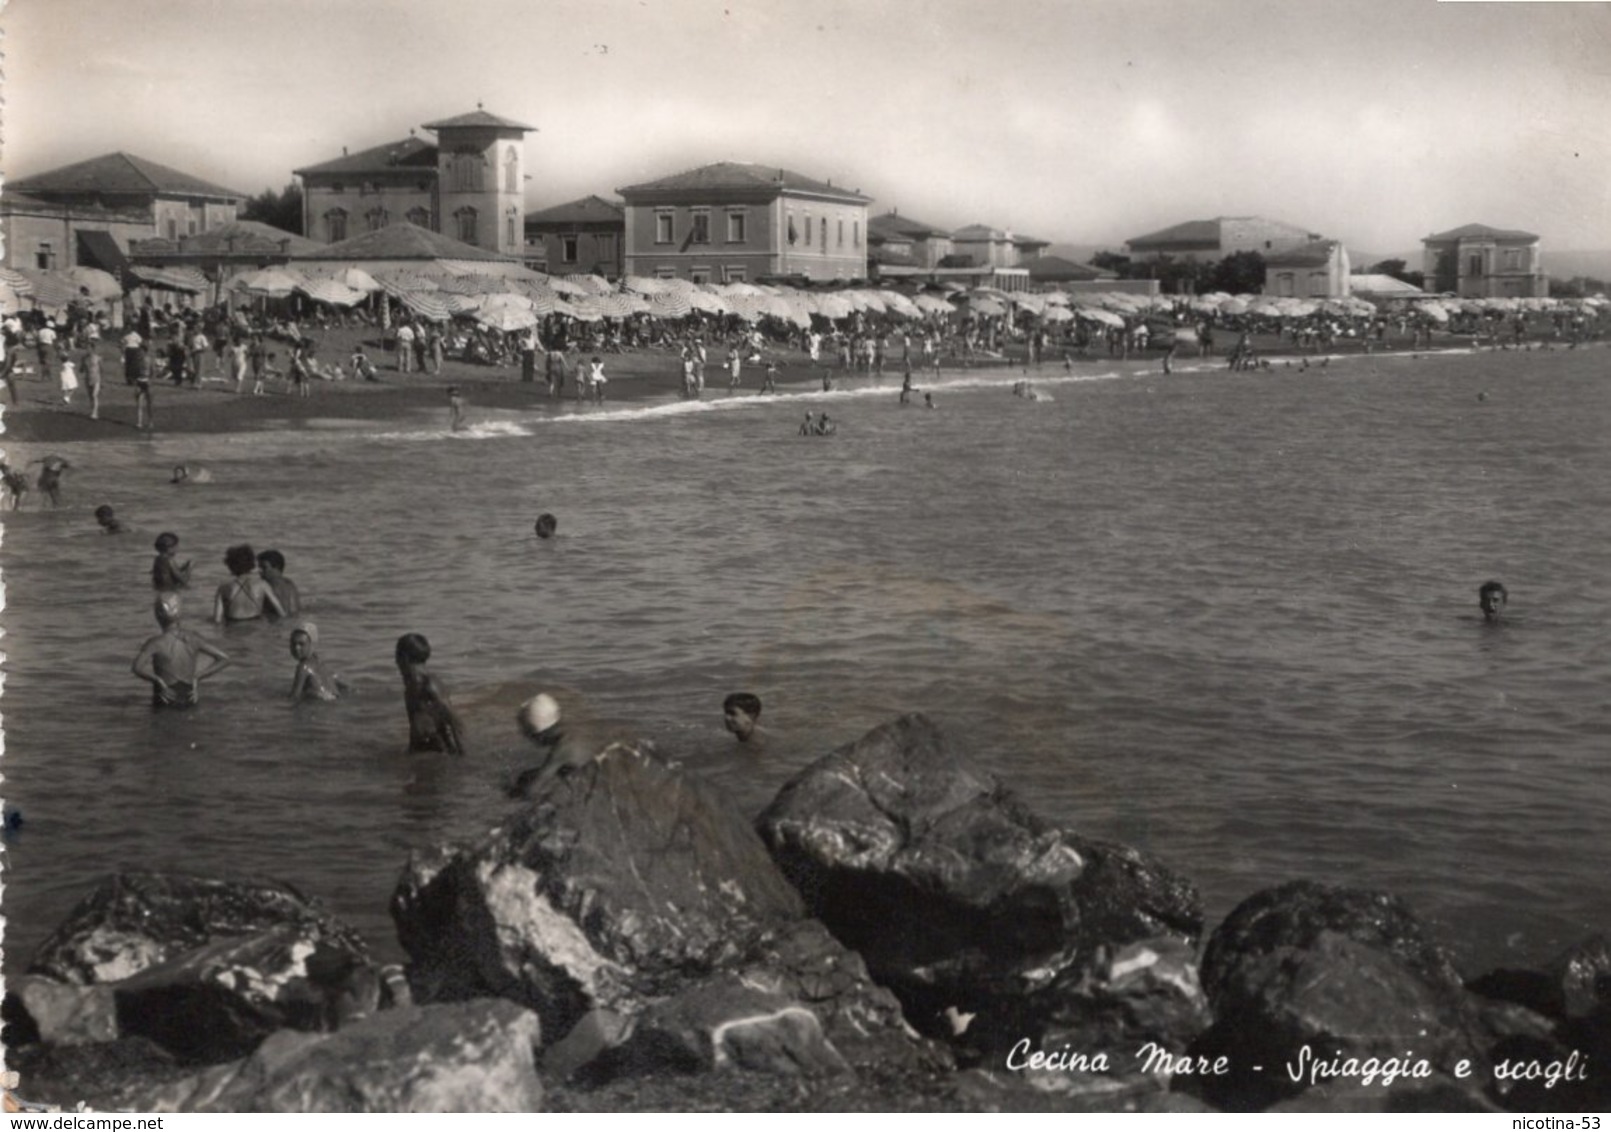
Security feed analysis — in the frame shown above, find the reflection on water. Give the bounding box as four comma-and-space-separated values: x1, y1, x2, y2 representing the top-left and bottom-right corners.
4, 348, 1610, 972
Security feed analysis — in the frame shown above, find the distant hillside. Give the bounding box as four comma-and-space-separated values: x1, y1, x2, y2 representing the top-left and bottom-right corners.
1544, 249, 1611, 283
1044, 243, 1110, 266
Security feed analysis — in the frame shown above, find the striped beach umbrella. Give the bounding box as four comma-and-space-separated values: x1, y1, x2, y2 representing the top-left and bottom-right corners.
298, 279, 365, 307
396, 290, 451, 321
648, 292, 693, 319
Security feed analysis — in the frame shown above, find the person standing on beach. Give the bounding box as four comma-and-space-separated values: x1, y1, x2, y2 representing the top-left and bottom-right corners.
80, 342, 103, 419
228, 335, 249, 394
36, 319, 58, 371
57, 353, 79, 405
133, 593, 232, 709
214, 543, 287, 624
395, 633, 465, 755
447, 385, 466, 431
248, 333, 268, 394
2, 335, 20, 406
588, 356, 607, 403
395, 322, 415, 373
188, 327, 210, 386
129, 342, 154, 429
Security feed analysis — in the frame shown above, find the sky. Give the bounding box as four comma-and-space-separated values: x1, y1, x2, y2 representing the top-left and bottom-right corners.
2, 0, 1608, 259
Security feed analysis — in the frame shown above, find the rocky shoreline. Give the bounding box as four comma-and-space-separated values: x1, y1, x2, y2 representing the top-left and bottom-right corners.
4, 714, 1606, 1112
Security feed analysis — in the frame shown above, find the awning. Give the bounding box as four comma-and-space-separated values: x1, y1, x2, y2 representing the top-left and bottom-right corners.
128, 265, 209, 293
77, 229, 130, 277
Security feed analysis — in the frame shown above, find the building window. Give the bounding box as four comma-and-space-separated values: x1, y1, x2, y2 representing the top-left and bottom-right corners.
1275, 272, 1295, 297
690, 267, 711, 284
407, 206, 431, 228
837, 219, 844, 248
596, 233, 617, 263
365, 207, 388, 232
854, 220, 860, 247
655, 211, 674, 244
1501, 248, 1523, 271
331, 182, 345, 194
723, 265, 747, 283
188, 218, 198, 236
726, 211, 746, 243
1467, 253, 1484, 277
455, 207, 478, 244
507, 215, 517, 247
452, 152, 485, 192
787, 213, 798, 245
655, 265, 676, 280
1308, 273, 1329, 297
35, 242, 54, 269
165, 218, 178, 240
325, 209, 348, 242
504, 149, 520, 193
691, 211, 711, 244
803, 213, 812, 247
562, 235, 579, 263
820, 217, 828, 250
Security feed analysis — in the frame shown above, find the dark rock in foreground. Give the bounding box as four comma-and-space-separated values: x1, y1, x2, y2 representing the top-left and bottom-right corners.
112, 1000, 543, 1112
1186, 880, 1490, 1110
754, 713, 1204, 1053
15, 872, 379, 1065
390, 741, 945, 1083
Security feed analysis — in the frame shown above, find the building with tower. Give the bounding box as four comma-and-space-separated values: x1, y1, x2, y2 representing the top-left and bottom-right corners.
293, 107, 534, 258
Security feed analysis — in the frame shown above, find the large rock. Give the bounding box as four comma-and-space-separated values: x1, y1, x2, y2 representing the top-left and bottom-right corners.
22, 873, 378, 1064
115, 999, 543, 1112
391, 742, 806, 1038
754, 714, 1203, 1045
1186, 881, 1489, 1110
4, 976, 119, 1047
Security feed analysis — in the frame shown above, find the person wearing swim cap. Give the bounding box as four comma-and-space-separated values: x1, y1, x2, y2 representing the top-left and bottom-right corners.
94, 504, 127, 534
506, 692, 601, 796
534, 513, 557, 539
132, 593, 231, 708
289, 620, 347, 701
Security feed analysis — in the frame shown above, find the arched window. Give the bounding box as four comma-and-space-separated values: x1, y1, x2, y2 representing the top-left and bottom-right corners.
406, 206, 431, 228
453, 152, 485, 193
365, 207, 388, 232
455, 207, 478, 245
325, 209, 348, 242
504, 149, 520, 193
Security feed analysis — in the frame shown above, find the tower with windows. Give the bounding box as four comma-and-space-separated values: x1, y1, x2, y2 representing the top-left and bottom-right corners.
423, 107, 535, 257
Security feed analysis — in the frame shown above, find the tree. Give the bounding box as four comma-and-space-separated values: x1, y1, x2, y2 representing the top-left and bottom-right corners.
1090, 250, 1133, 277
1207, 250, 1265, 295
241, 182, 304, 235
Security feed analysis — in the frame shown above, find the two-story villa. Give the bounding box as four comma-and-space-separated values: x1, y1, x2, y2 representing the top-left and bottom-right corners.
617, 162, 871, 284
295, 108, 534, 259
1420, 224, 1545, 298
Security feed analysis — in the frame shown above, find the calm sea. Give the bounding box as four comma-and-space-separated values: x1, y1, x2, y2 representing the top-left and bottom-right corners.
3, 346, 1608, 975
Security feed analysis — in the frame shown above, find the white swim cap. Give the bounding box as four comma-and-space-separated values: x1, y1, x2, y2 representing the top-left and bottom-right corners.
519, 693, 561, 736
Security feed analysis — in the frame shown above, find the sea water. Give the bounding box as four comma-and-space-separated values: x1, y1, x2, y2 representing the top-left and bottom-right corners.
3, 347, 1608, 974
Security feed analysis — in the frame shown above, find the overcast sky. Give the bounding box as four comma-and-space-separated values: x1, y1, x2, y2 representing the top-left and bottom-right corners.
4, 0, 1608, 257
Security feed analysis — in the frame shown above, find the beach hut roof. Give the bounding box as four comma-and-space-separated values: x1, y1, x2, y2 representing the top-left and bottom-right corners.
1025, 255, 1116, 282
293, 136, 438, 177
618, 162, 871, 204
8, 151, 245, 201
869, 211, 952, 240
299, 222, 514, 262
133, 220, 324, 258
421, 108, 536, 132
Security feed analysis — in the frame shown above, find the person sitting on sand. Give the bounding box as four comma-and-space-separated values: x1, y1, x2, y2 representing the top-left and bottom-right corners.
351, 348, 380, 383
257, 549, 301, 615
152, 532, 192, 591
722, 692, 765, 747
1479, 580, 1508, 623
289, 620, 347, 701
395, 633, 465, 754
94, 504, 127, 534
213, 543, 286, 624
132, 593, 232, 709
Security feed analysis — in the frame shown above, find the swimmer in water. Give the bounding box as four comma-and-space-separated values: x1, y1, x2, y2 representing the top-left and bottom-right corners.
1, 461, 30, 510
94, 504, 127, 534
171, 464, 213, 485
799, 412, 816, 436
131, 593, 232, 708
506, 692, 600, 795
288, 621, 347, 701
31, 455, 71, 508
396, 632, 465, 754
722, 692, 764, 746
214, 543, 287, 624
152, 532, 192, 591
447, 386, 466, 431
534, 512, 557, 539
1479, 580, 1507, 623
257, 549, 301, 616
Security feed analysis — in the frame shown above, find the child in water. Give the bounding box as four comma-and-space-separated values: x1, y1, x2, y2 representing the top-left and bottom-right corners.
395, 632, 465, 754
151, 532, 192, 591
447, 386, 466, 431
289, 621, 347, 701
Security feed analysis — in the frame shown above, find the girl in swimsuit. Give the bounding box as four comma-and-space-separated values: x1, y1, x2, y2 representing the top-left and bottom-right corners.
213, 543, 286, 624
